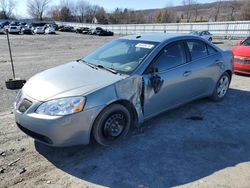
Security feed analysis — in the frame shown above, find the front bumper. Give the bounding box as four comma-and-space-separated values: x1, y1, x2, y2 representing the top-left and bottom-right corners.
15, 93, 104, 147
233, 63, 250, 75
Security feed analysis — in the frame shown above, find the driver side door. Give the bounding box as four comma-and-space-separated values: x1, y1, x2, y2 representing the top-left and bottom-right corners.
143, 41, 198, 119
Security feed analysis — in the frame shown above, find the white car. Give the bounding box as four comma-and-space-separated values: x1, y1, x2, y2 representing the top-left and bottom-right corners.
8, 26, 21, 34
45, 27, 56, 34
0, 27, 5, 34
190, 30, 213, 42
34, 27, 45, 34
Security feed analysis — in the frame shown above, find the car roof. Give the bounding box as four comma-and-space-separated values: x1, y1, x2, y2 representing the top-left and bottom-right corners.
120, 33, 203, 43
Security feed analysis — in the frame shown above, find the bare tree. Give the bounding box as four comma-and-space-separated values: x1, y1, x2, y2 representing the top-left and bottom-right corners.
27, 0, 50, 21
241, 0, 250, 20
155, 8, 176, 23
60, 6, 72, 21
95, 7, 108, 24
0, 0, 15, 19
228, 0, 237, 21
192, 1, 199, 22
75, 0, 89, 22
182, 0, 194, 22
214, 0, 222, 22
48, 5, 61, 21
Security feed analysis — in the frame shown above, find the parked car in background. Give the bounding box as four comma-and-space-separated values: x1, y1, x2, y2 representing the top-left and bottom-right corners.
232, 36, 250, 75
190, 30, 213, 42
21, 26, 33, 34
0, 21, 10, 27
58, 26, 75, 32
44, 23, 58, 30
8, 26, 21, 34
0, 26, 5, 34
9, 21, 20, 26
45, 27, 56, 34
75, 27, 90, 34
19, 22, 27, 28
34, 27, 45, 34
92, 27, 114, 36
15, 34, 232, 147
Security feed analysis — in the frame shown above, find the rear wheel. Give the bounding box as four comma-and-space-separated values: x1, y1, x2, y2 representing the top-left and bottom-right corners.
210, 72, 231, 101
93, 104, 131, 146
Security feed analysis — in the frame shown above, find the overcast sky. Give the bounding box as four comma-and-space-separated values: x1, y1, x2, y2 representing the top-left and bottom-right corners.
16, 0, 217, 18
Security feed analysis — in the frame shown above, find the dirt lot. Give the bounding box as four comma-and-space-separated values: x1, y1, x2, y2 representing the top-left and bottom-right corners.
0, 32, 250, 188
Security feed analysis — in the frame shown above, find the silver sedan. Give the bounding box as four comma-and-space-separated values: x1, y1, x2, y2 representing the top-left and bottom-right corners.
15, 34, 232, 146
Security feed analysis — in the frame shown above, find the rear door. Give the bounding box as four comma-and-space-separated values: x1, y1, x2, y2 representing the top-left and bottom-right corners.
184, 39, 223, 96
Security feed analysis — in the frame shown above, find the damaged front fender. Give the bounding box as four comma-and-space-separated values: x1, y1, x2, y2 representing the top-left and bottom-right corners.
115, 75, 144, 124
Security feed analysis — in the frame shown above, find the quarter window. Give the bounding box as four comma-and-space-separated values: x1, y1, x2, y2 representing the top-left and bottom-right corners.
153, 43, 186, 72
187, 40, 208, 61
207, 44, 217, 55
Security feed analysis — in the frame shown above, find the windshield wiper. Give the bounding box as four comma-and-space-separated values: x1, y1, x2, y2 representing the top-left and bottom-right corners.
97, 64, 118, 74
77, 59, 97, 69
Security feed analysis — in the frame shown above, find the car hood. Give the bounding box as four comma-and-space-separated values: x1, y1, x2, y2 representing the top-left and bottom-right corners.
232, 46, 250, 57
22, 61, 125, 101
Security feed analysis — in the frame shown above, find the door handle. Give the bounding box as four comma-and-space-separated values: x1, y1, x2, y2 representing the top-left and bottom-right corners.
183, 71, 192, 77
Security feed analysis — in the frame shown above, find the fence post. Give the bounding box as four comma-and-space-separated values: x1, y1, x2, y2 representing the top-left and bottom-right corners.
226, 23, 229, 39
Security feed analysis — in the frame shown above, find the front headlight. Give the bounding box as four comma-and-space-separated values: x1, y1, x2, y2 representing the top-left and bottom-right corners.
36, 96, 86, 116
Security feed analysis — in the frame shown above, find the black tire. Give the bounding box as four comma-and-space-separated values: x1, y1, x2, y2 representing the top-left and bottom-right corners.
210, 72, 231, 101
93, 104, 131, 146
5, 79, 26, 90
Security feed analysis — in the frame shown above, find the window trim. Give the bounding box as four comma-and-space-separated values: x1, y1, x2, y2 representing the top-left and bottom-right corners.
185, 39, 218, 62
144, 40, 189, 74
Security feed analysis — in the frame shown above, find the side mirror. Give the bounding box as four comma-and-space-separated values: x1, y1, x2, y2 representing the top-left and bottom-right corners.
146, 67, 158, 74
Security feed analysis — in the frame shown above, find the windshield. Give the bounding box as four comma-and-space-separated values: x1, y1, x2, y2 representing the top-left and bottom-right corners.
82, 39, 159, 74
242, 38, 250, 46
190, 31, 201, 35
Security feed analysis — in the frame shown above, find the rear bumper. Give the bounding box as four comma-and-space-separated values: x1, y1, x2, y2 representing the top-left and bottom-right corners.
233, 63, 250, 75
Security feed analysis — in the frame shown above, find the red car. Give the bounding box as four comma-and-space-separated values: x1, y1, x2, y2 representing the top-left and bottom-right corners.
232, 37, 250, 75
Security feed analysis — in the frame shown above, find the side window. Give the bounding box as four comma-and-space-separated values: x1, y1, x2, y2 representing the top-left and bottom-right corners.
242, 38, 250, 46
207, 44, 217, 55
187, 40, 208, 61
153, 43, 186, 72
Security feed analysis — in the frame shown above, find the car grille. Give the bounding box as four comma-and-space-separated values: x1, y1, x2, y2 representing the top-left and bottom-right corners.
234, 67, 250, 73
16, 123, 53, 144
18, 99, 33, 113
234, 57, 250, 64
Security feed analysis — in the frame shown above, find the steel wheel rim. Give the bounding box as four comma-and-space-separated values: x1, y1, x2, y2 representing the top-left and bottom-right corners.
103, 112, 126, 139
217, 75, 229, 98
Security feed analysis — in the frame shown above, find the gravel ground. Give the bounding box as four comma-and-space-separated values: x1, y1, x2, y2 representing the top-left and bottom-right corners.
0, 32, 250, 188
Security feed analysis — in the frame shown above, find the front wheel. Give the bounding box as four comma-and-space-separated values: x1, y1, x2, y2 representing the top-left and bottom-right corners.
210, 72, 231, 101
93, 104, 131, 146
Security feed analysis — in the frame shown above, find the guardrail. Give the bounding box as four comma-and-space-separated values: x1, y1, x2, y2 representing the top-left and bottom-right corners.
56, 21, 250, 38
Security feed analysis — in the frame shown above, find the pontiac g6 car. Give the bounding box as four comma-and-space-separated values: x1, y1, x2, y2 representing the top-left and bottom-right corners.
15, 34, 232, 146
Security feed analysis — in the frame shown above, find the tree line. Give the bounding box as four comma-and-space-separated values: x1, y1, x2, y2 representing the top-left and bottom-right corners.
1, 0, 250, 24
